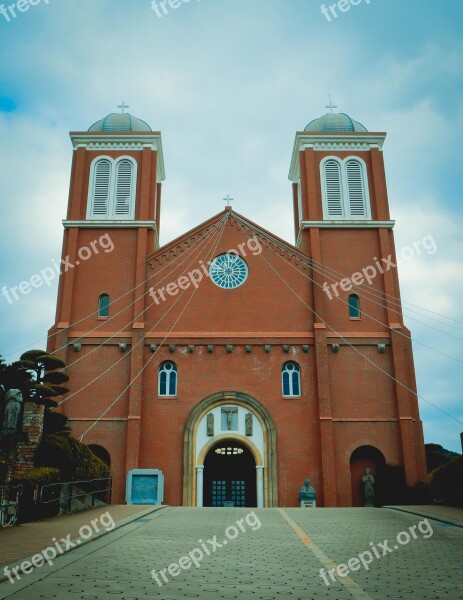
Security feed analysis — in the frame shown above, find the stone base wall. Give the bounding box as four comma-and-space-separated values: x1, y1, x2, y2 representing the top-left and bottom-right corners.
14, 402, 44, 474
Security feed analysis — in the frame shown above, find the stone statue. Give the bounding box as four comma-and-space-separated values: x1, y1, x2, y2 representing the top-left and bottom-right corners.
245, 413, 253, 436
222, 407, 237, 431
2, 389, 23, 433
362, 468, 375, 507
298, 478, 316, 502
207, 413, 214, 437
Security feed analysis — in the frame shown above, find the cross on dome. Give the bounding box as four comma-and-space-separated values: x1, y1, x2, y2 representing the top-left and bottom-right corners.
325, 95, 337, 114
117, 101, 130, 114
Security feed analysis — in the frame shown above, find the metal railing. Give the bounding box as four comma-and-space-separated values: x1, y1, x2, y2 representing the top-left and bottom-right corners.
0, 484, 23, 527
39, 477, 112, 513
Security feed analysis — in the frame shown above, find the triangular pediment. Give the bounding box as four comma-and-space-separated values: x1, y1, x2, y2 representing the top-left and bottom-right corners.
144, 210, 314, 338
146, 209, 311, 270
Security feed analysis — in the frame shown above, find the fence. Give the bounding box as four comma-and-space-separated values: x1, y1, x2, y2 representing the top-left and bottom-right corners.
0, 483, 23, 527
39, 477, 112, 514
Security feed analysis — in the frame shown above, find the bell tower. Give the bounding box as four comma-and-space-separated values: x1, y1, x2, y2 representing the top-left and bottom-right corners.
288, 106, 426, 505
49, 107, 165, 338
47, 110, 165, 495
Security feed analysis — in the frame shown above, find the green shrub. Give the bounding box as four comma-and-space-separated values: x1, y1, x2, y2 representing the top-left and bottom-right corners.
34, 434, 74, 477
0, 458, 8, 484
429, 455, 463, 507
11, 467, 61, 485
68, 438, 110, 480
10, 467, 62, 522
34, 435, 109, 481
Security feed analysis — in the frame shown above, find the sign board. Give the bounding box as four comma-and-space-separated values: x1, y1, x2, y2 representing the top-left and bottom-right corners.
126, 469, 164, 505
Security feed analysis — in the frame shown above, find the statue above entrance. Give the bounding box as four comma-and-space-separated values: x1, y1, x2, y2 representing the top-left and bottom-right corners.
221, 407, 238, 431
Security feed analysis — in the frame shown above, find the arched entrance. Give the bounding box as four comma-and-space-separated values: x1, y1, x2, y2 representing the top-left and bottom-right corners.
183, 392, 278, 507
350, 445, 386, 507
203, 441, 257, 507
88, 444, 111, 467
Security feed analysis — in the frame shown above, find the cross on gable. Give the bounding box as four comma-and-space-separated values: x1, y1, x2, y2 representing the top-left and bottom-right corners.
224, 194, 233, 208
117, 101, 129, 114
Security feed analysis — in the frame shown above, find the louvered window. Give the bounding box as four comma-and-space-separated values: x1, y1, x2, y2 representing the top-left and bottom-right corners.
115, 160, 134, 217
346, 160, 367, 217
324, 160, 343, 217
88, 156, 136, 219
321, 157, 370, 219
91, 160, 111, 217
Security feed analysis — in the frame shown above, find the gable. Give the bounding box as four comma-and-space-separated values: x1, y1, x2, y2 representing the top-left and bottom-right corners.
144, 211, 314, 338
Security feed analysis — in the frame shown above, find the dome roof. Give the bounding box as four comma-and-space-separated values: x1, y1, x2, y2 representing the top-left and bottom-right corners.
88, 112, 152, 132
304, 112, 367, 133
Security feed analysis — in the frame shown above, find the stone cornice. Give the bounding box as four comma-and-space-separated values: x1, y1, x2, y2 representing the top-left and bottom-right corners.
63, 220, 157, 229
69, 132, 166, 181
289, 132, 387, 182
301, 220, 395, 229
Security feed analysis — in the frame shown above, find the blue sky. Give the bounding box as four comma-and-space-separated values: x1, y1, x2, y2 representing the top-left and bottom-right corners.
0, 0, 462, 452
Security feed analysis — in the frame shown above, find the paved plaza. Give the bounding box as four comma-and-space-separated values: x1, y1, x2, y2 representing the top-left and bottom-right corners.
0, 506, 462, 599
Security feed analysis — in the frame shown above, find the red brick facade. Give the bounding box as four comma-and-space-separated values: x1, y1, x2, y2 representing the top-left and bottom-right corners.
47, 115, 427, 507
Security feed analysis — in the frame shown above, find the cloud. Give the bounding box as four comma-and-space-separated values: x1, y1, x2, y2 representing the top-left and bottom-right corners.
0, 0, 462, 452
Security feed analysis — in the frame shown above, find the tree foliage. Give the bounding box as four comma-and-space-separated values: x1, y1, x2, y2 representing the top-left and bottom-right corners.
429, 455, 463, 507
7, 349, 70, 408
35, 434, 109, 480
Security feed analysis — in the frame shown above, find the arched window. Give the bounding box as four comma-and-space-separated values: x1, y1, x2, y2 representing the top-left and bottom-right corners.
87, 156, 136, 219
89, 159, 112, 217
346, 159, 368, 217
349, 294, 361, 318
282, 362, 301, 397
114, 159, 135, 217
323, 159, 343, 217
321, 157, 370, 219
98, 294, 110, 318
159, 361, 177, 396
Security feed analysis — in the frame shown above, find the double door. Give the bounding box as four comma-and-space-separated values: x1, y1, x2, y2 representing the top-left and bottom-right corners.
211, 480, 246, 507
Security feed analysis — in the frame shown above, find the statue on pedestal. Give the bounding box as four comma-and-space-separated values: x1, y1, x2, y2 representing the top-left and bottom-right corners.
2, 389, 23, 433
298, 478, 316, 503
362, 468, 375, 507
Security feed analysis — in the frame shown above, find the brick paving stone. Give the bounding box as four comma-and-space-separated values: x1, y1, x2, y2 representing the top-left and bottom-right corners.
0, 507, 461, 600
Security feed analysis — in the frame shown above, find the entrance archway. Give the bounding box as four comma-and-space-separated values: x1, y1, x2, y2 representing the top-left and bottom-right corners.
183, 392, 278, 507
350, 445, 386, 507
203, 441, 257, 507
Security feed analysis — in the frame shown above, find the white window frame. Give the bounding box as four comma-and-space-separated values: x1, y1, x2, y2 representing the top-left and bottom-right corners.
87, 155, 137, 219
282, 361, 301, 397
158, 361, 178, 397
320, 156, 371, 220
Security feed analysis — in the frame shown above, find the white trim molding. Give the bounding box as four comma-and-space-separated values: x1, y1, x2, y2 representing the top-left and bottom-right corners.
70, 132, 166, 181
63, 220, 157, 229
301, 220, 395, 229
288, 132, 386, 182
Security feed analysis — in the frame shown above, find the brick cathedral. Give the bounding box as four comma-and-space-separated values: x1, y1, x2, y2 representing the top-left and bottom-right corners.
47, 108, 427, 506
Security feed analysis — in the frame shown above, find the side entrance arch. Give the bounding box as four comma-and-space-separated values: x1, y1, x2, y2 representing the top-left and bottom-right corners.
183, 392, 278, 507
350, 445, 386, 507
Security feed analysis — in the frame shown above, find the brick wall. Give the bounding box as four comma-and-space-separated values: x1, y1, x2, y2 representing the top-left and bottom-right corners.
14, 402, 44, 474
